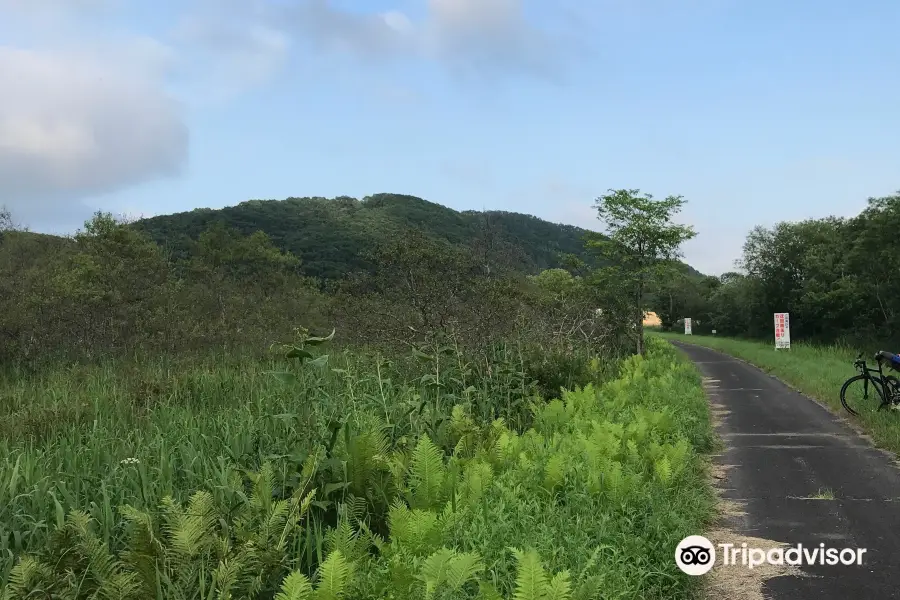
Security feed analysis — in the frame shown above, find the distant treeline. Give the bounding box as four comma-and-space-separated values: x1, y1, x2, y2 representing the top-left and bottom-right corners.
0, 208, 630, 368
650, 191, 900, 347
131, 193, 614, 281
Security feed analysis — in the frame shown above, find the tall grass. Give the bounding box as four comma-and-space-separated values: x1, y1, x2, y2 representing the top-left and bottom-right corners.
0, 337, 714, 598
653, 331, 900, 455
0, 344, 539, 568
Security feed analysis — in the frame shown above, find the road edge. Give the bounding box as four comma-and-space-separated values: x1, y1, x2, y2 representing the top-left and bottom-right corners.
666, 339, 900, 468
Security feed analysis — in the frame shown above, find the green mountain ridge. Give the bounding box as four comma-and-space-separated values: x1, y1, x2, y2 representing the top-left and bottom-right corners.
132, 193, 704, 280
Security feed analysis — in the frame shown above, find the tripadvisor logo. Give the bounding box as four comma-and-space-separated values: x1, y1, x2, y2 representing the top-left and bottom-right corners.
675, 535, 868, 575
676, 535, 716, 575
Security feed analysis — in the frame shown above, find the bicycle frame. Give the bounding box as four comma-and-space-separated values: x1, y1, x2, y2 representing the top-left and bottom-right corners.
854, 353, 897, 407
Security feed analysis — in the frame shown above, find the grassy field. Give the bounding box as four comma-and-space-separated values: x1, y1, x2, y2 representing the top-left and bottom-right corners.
0, 337, 715, 599
653, 331, 900, 456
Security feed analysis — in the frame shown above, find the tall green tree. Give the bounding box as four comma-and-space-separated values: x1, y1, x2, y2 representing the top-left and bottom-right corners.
649, 262, 715, 331
0, 205, 18, 243
331, 228, 524, 348
55, 213, 172, 354
587, 189, 696, 354
526, 268, 615, 348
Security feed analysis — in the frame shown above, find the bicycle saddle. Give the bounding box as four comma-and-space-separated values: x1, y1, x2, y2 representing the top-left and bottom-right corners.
876, 351, 900, 367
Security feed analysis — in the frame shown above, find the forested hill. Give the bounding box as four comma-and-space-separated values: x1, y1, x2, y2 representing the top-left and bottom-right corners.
133, 193, 704, 280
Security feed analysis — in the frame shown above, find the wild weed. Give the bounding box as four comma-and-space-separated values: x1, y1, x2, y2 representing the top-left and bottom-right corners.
0, 336, 713, 599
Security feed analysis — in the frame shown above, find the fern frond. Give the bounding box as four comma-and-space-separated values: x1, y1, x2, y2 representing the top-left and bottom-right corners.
419, 547, 455, 599
119, 504, 161, 558
417, 546, 481, 590
250, 463, 276, 513
543, 453, 567, 491
275, 571, 314, 600
386, 501, 442, 556
654, 456, 673, 485
3, 555, 55, 599
166, 490, 218, 557
212, 557, 249, 600
408, 435, 447, 510
445, 551, 483, 590
459, 460, 493, 504
299, 447, 324, 495
97, 571, 143, 600
314, 550, 353, 600
511, 548, 548, 600
261, 498, 292, 550
325, 518, 368, 563
339, 494, 369, 527
477, 580, 503, 600
67, 512, 124, 591
546, 570, 572, 600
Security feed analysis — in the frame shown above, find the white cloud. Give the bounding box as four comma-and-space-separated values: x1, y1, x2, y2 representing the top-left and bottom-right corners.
285, 0, 564, 79
0, 46, 188, 229
0, 0, 291, 230
0, 0, 587, 231
423, 0, 560, 78
170, 10, 290, 101
286, 1, 416, 59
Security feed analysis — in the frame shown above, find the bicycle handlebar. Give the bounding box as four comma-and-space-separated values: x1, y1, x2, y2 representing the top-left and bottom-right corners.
854, 351, 893, 371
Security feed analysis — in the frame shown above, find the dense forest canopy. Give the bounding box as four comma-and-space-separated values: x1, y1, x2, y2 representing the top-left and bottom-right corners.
131, 193, 703, 281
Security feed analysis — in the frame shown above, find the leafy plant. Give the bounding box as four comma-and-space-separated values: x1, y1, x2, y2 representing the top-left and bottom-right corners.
268, 327, 336, 382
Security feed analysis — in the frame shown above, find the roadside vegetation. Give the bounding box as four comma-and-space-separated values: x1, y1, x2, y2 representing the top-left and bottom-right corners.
0, 192, 715, 598
652, 331, 900, 456
643, 191, 900, 454
0, 336, 714, 599
645, 190, 900, 349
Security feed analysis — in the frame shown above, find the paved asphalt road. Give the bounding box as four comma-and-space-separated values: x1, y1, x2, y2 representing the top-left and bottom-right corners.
672, 341, 900, 598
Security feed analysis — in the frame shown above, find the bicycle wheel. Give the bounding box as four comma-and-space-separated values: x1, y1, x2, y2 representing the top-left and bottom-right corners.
840, 374, 885, 416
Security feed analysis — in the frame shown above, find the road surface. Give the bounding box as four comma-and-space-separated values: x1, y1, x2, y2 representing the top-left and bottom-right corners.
673, 341, 900, 598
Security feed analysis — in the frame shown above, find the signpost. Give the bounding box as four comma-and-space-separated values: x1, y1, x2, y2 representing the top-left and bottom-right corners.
684, 318, 692, 335
774, 312, 790, 349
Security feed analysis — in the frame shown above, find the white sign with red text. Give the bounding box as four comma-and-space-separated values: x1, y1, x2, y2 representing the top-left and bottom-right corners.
774, 313, 790, 349
684, 318, 692, 335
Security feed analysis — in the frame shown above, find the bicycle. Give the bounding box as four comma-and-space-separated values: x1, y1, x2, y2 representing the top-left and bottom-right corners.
840, 351, 900, 416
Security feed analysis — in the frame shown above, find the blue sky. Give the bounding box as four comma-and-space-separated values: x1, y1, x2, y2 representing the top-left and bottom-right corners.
1, 0, 898, 275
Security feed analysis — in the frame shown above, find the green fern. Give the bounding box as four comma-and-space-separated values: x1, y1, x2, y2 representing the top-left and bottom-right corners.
161, 490, 218, 558
314, 550, 353, 600
386, 500, 443, 556
654, 456, 673, 485
543, 453, 567, 491
212, 557, 252, 599
345, 421, 391, 500
458, 460, 494, 504
477, 581, 504, 600
407, 435, 447, 510
325, 517, 371, 565
275, 571, 314, 600
547, 570, 572, 599
2, 556, 54, 600
511, 548, 549, 600
418, 547, 483, 599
